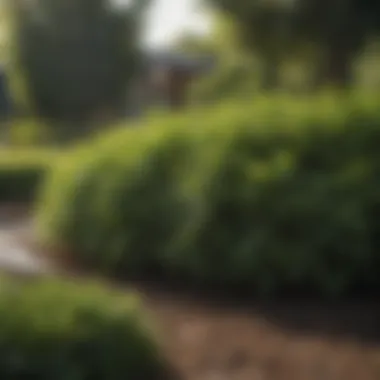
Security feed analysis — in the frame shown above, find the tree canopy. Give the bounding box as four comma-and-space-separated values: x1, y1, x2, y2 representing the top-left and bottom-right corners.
9, 0, 149, 124
207, 0, 380, 87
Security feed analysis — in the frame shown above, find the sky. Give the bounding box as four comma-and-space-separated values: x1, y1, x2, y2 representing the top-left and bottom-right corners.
142, 0, 212, 49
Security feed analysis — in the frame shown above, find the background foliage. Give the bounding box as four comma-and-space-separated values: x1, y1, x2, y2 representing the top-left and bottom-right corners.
7, 0, 148, 134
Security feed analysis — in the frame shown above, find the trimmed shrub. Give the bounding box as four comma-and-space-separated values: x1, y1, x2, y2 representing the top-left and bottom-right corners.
0, 277, 167, 379
37, 93, 380, 296
0, 149, 55, 203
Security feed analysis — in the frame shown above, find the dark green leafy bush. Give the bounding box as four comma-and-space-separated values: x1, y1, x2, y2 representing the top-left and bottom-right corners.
37, 93, 380, 296
0, 277, 166, 379
0, 150, 55, 202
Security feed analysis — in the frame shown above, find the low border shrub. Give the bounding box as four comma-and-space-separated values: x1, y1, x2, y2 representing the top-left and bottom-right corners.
0, 149, 56, 203
0, 276, 167, 379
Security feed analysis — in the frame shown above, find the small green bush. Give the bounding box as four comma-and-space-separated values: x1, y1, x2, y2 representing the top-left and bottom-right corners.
0, 149, 55, 203
37, 93, 380, 296
0, 277, 166, 379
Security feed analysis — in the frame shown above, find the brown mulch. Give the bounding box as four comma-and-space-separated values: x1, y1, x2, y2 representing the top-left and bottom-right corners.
138, 286, 380, 380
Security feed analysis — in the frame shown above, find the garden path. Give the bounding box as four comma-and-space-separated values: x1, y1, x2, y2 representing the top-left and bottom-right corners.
0, 206, 52, 277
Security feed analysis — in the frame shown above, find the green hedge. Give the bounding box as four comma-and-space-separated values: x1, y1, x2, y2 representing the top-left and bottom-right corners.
0, 150, 55, 203
37, 93, 380, 296
0, 277, 166, 379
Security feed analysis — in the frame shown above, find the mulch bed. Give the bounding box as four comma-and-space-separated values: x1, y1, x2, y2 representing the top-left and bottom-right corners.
138, 285, 380, 380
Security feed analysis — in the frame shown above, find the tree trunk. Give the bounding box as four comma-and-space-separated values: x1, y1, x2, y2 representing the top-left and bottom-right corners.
323, 45, 352, 89
312, 45, 353, 91
261, 58, 280, 91
167, 70, 190, 110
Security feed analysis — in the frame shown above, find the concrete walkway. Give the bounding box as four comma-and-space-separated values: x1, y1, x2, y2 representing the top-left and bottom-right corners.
0, 217, 52, 277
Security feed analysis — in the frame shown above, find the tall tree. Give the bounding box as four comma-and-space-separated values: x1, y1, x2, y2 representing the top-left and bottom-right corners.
9, 0, 149, 126
208, 0, 380, 89
207, 0, 294, 90
291, 0, 380, 88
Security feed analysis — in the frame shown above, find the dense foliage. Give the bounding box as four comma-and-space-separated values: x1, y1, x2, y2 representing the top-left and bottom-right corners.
0, 277, 166, 380
0, 149, 55, 202
207, 0, 380, 88
9, 0, 147, 126
37, 94, 380, 296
